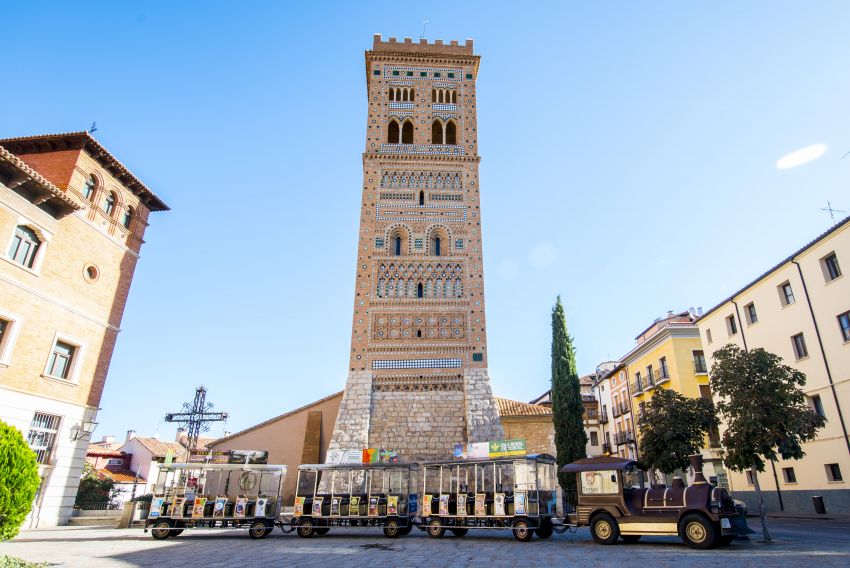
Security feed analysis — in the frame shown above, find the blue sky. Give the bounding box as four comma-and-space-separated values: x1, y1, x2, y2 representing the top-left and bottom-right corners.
3, 1, 849, 441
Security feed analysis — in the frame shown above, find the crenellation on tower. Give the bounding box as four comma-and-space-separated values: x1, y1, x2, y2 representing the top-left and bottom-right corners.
329, 35, 502, 462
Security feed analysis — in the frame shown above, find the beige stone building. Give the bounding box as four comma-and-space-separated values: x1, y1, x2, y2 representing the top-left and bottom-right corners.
327, 35, 503, 461
698, 217, 850, 513
0, 133, 168, 526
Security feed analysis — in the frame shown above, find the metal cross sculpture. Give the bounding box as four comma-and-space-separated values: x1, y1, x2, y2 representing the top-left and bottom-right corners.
164, 386, 228, 452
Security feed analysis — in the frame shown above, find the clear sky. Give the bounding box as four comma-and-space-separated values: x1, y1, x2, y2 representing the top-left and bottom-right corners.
3, 1, 849, 442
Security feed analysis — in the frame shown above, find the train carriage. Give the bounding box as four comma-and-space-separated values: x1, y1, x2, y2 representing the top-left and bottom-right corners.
144, 463, 287, 540
292, 462, 417, 538
419, 454, 558, 541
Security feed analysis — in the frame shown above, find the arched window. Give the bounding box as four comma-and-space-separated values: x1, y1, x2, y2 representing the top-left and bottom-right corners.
122, 206, 134, 229
417, 283, 424, 298
7, 225, 40, 268
83, 175, 96, 201
432, 88, 436, 101
394, 236, 402, 256
446, 120, 457, 145
389, 88, 395, 101
104, 191, 117, 216
401, 120, 414, 144
434, 237, 442, 256
388, 119, 400, 143
451, 91, 457, 103
419, 190, 425, 205
431, 120, 444, 144
410, 88, 415, 100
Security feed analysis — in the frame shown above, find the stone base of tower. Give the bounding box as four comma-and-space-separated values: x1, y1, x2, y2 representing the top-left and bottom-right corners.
327, 369, 504, 462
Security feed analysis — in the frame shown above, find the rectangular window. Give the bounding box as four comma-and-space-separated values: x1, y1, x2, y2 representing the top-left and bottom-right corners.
107, 458, 124, 466
46, 340, 76, 380
373, 69, 380, 76
455, 239, 464, 250
392, 70, 399, 76
705, 328, 712, 344
581, 469, 619, 494
822, 253, 842, 282
447, 72, 455, 78
419, 71, 427, 77
590, 431, 599, 446
27, 412, 61, 464
434, 72, 441, 77
405, 71, 413, 77
726, 314, 738, 336
374, 237, 384, 248
779, 282, 795, 306
472, 352, 483, 362
745, 470, 755, 485
646, 364, 654, 386
745, 302, 758, 324
792, 333, 809, 360
634, 372, 642, 391
465, 73, 473, 79
0, 311, 20, 365
826, 463, 843, 482
782, 467, 797, 484
838, 311, 850, 342
809, 394, 826, 418
693, 350, 707, 374
659, 357, 669, 379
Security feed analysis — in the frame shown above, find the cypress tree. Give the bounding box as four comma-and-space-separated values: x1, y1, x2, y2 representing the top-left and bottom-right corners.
550, 296, 587, 492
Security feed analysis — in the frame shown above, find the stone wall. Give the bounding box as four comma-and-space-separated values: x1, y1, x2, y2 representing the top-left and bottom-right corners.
464, 368, 504, 443
327, 371, 373, 452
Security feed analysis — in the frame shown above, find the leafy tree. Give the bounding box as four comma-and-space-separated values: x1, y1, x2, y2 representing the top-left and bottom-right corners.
0, 420, 41, 541
74, 464, 118, 506
550, 296, 587, 492
710, 344, 825, 543
636, 387, 718, 478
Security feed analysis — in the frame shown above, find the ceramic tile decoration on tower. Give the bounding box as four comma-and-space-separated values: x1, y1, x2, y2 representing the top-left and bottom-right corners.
327, 35, 504, 461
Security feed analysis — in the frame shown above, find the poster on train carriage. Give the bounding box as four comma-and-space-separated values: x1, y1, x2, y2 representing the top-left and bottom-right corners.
294, 496, 305, 517
192, 498, 207, 518
149, 497, 164, 519
312, 497, 323, 517
172, 497, 186, 518
255, 497, 269, 517
439, 494, 449, 516
234, 498, 247, 518
474, 494, 485, 516
494, 493, 505, 516
387, 495, 399, 515
368, 496, 379, 516
331, 497, 341, 516
213, 497, 227, 518
349, 496, 360, 516
514, 491, 527, 515
423, 494, 432, 514
488, 439, 526, 458
456, 493, 467, 516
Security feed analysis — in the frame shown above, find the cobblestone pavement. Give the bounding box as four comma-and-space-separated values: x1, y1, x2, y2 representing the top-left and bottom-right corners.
3, 520, 850, 568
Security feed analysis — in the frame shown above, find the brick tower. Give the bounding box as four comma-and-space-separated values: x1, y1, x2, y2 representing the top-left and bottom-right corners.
327, 35, 504, 461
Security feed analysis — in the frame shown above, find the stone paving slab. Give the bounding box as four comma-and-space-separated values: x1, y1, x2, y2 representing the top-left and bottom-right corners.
3, 524, 849, 568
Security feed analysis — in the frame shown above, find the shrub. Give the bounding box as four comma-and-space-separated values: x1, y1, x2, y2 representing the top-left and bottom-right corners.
0, 420, 41, 541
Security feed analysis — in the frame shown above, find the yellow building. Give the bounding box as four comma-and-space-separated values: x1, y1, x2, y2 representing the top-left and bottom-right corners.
698, 216, 850, 514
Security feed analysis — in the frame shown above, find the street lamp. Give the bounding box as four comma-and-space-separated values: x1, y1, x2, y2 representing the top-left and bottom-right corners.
71, 419, 98, 441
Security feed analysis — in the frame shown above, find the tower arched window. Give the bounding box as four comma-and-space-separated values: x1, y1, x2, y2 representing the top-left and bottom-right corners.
446, 120, 457, 145
451, 91, 457, 103
83, 175, 96, 201
7, 225, 41, 269
431, 120, 444, 144
434, 237, 442, 257
389, 88, 395, 101
419, 190, 425, 205
401, 120, 414, 144
417, 283, 424, 298
394, 236, 402, 256
388, 119, 400, 143
104, 191, 117, 217
122, 206, 134, 229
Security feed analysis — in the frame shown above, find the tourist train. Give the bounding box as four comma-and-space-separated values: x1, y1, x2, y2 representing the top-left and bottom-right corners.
145, 453, 748, 548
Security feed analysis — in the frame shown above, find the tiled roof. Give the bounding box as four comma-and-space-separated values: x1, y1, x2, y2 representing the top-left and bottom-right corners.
0, 145, 81, 211
129, 437, 187, 459
495, 397, 553, 417
0, 131, 169, 211
97, 467, 145, 484
86, 448, 125, 458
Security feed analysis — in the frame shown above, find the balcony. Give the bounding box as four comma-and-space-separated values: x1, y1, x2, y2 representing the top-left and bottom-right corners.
617, 402, 630, 416
599, 412, 609, 424
656, 368, 670, 384
612, 405, 622, 418
602, 443, 612, 454
614, 431, 636, 446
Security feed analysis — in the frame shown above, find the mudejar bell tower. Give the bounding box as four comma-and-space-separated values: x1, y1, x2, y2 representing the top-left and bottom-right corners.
327, 34, 503, 461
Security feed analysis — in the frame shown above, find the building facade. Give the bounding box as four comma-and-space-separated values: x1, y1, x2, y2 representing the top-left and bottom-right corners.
327, 35, 503, 461
698, 217, 850, 513
0, 133, 168, 526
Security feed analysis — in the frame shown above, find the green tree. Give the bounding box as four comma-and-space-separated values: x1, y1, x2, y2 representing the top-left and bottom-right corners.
550, 296, 587, 492
636, 387, 718, 477
74, 464, 118, 506
0, 420, 41, 541
710, 344, 825, 543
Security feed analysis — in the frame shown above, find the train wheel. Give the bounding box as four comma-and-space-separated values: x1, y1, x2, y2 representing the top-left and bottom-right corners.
450, 528, 468, 537
398, 525, 412, 536
426, 519, 445, 538
383, 519, 400, 538
513, 520, 534, 542
150, 520, 172, 540
680, 514, 716, 549
315, 527, 330, 536
620, 535, 641, 543
173, 528, 184, 537
249, 520, 270, 539
590, 513, 619, 545
297, 518, 315, 538
536, 518, 553, 539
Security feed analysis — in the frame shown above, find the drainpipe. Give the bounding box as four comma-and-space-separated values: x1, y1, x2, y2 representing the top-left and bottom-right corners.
732, 299, 783, 510
792, 260, 850, 458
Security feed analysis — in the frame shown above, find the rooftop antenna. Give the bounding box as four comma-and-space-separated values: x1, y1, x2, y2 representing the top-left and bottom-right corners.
821, 201, 846, 225
88, 122, 98, 134
421, 19, 429, 40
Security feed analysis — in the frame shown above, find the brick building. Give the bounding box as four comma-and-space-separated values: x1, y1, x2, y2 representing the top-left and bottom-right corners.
327, 35, 503, 460
0, 133, 168, 526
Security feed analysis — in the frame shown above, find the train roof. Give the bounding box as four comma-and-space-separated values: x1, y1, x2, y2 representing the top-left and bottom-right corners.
421, 453, 556, 466
560, 456, 646, 473
298, 462, 415, 471
158, 463, 287, 472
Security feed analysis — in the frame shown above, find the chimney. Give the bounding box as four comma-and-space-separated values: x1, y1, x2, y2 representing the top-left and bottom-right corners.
667, 310, 674, 318
125, 430, 136, 443
689, 454, 708, 484
697, 306, 704, 317
175, 427, 186, 443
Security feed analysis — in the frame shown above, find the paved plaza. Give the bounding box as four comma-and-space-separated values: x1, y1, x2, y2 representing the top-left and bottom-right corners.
3, 519, 850, 568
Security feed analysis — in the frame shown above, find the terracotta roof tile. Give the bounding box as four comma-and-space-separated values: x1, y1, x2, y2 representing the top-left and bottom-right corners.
97, 467, 145, 484
495, 397, 553, 417
130, 437, 187, 459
